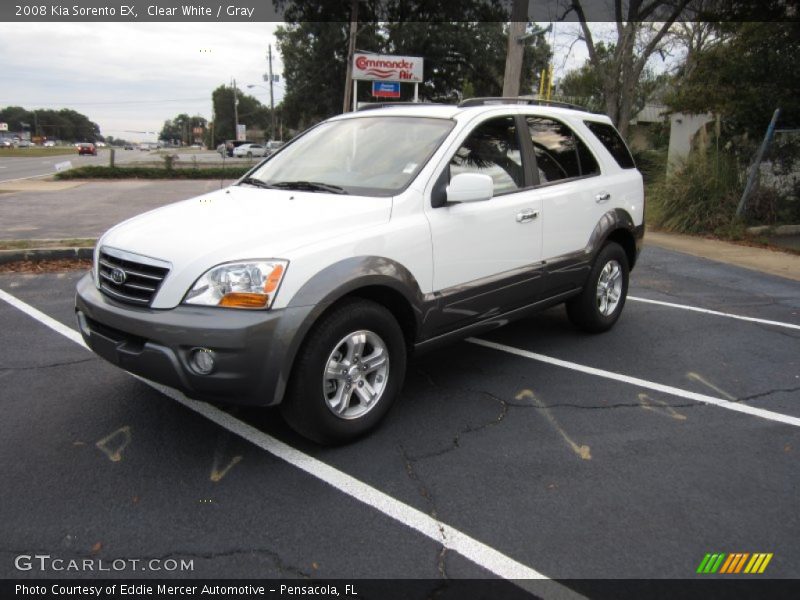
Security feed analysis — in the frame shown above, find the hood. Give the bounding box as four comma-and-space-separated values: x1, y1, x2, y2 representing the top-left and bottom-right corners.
99, 184, 392, 307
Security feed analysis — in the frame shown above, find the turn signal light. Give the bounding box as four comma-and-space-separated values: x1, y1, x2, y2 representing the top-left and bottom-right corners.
219, 293, 269, 308
264, 264, 284, 293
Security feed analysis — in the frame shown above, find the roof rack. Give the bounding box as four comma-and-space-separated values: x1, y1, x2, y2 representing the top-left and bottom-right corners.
356, 102, 446, 112
458, 97, 592, 112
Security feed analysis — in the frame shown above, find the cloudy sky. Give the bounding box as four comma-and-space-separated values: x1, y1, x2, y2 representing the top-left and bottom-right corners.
1, 22, 283, 142
1, 21, 603, 142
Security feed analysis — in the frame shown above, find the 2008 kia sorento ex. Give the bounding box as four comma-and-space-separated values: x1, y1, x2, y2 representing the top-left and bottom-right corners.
75, 99, 644, 444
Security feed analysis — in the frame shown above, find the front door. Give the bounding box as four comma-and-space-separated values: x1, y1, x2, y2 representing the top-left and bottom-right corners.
424, 115, 543, 333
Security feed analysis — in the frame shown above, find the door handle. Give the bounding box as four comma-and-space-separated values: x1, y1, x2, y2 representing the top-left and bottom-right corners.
595, 192, 611, 203
516, 209, 539, 223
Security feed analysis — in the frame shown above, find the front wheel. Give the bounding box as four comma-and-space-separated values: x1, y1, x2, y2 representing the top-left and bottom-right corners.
566, 242, 629, 333
281, 299, 407, 444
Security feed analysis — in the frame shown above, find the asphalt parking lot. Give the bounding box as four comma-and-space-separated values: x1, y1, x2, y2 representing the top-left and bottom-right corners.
0, 245, 798, 597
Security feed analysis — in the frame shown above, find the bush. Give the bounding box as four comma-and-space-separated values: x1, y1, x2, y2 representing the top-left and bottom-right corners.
647, 149, 745, 235
55, 166, 249, 180
631, 148, 666, 185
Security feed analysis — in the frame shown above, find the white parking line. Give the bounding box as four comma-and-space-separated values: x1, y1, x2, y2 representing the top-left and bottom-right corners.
629, 296, 800, 331
0, 287, 580, 597
467, 338, 800, 429
0, 172, 56, 184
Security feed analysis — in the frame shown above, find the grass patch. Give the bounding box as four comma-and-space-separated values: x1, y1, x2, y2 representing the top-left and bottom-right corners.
55, 165, 249, 180
0, 147, 81, 157
0, 238, 96, 250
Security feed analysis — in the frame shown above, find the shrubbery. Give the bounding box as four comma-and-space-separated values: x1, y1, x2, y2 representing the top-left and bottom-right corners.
55, 166, 249, 180
646, 149, 745, 235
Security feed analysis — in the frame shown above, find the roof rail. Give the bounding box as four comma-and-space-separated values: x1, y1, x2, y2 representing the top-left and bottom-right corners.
458, 97, 592, 112
356, 102, 445, 112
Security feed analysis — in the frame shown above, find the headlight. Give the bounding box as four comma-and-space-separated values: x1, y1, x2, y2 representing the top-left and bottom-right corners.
184, 260, 288, 309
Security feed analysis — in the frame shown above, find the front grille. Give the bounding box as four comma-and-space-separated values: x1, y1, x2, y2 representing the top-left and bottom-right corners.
98, 250, 169, 306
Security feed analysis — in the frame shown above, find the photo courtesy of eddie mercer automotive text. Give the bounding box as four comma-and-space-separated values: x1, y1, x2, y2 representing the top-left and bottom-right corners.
75, 98, 644, 445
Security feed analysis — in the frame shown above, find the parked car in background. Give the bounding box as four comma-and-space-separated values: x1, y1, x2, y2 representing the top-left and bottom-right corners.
0, 140, 12, 148
16, 140, 33, 148
43, 140, 56, 147
123, 144, 134, 150
221, 139, 255, 157
232, 143, 268, 158
265, 140, 284, 155
77, 143, 97, 156
139, 143, 151, 151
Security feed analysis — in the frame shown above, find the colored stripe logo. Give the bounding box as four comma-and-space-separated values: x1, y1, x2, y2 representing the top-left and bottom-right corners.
696, 552, 773, 574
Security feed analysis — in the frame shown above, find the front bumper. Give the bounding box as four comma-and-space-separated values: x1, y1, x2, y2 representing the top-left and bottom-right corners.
75, 273, 312, 406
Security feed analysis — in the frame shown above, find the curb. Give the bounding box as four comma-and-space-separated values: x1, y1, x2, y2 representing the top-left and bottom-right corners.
0, 247, 94, 265
746, 224, 800, 236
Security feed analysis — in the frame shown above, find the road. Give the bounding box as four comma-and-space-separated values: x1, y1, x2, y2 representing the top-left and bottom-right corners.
0, 149, 251, 183
0, 245, 798, 599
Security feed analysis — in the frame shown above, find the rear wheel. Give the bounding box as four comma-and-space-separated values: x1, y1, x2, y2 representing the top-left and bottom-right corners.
566, 242, 629, 333
281, 299, 406, 444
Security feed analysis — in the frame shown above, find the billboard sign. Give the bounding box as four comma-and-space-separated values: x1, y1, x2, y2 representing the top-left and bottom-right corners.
353, 53, 423, 82
236, 124, 246, 142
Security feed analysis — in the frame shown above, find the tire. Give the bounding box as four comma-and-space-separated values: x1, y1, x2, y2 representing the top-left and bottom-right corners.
566, 242, 629, 333
246, 151, 253, 158
280, 299, 407, 444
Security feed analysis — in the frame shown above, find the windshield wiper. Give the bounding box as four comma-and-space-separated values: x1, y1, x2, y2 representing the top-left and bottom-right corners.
238, 176, 273, 189
268, 181, 348, 195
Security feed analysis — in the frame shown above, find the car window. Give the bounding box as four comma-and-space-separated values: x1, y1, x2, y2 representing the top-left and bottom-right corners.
584, 121, 636, 169
526, 117, 599, 184
450, 116, 523, 195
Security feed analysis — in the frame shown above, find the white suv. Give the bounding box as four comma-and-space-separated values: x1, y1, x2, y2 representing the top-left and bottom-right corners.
75, 98, 644, 444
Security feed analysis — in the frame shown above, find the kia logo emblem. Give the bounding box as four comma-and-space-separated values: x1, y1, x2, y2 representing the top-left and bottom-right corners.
110, 268, 127, 285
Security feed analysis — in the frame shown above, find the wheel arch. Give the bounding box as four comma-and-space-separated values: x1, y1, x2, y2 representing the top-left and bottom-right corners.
605, 227, 638, 271
268, 257, 425, 405
591, 208, 643, 271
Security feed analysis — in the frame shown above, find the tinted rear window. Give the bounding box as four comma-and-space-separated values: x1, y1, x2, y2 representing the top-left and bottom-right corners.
526, 117, 599, 184
584, 121, 636, 169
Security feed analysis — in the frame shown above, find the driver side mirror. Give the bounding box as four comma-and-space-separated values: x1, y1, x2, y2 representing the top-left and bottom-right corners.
446, 173, 494, 203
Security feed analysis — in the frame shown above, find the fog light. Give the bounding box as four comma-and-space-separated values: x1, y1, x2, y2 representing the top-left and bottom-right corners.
190, 348, 216, 375
76, 311, 90, 337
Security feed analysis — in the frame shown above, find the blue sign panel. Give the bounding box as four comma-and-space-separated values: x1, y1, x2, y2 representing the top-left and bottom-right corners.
372, 81, 401, 98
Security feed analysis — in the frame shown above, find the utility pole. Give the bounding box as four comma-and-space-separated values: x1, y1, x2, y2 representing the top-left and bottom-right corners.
502, 0, 528, 97
232, 78, 239, 140
342, 0, 359, 113
268, 45, 276, 141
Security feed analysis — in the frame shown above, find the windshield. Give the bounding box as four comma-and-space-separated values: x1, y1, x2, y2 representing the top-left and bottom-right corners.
245, 116, 454, 196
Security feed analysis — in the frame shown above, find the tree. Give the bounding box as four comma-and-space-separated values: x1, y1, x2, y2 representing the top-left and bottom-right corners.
160, 113, 208, 145
384, 20, 549, 102
666, 21, 800, 137
559, 42, 668, 116
275, 0, 551, 130
276, 19, 383, 129
210, 85, 271, 144
568, 0, 692, 137
0, 106, 100, 141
